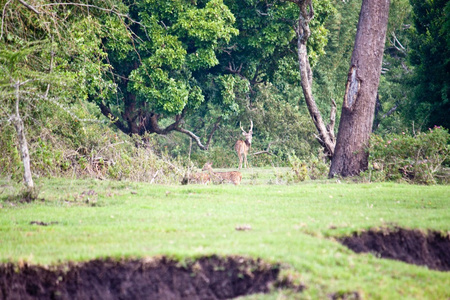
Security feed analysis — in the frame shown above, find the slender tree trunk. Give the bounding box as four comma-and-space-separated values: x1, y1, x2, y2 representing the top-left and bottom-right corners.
288, 0, 336, 159
329, 0, 390, 177
11, 81, 34, 189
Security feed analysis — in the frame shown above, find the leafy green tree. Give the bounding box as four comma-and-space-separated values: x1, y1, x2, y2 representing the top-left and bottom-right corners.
94, 0, 238, 149
407, 0, 450, 129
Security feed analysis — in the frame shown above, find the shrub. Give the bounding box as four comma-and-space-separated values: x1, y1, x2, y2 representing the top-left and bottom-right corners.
288, 154, 308, 183
0, 101, 184, 184
367, 126, 449, 184
286, 153, 330, 183
307, 153, 329, 180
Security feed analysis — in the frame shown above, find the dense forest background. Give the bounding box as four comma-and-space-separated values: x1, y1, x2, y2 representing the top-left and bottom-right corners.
0, 0, 449, 185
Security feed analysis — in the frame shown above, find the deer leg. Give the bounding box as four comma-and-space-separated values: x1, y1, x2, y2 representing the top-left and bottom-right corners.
238, 154, 243, 169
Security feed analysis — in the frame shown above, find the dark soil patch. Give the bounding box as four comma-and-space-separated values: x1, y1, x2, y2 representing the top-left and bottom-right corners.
29, 221, 59, 226
339, 227, 450, 271
0, 255, 301, 300
329, 291, 361, 300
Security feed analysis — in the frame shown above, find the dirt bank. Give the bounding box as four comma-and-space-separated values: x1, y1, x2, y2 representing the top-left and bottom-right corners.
0, 255, 299, 300
339, 227, 450, 271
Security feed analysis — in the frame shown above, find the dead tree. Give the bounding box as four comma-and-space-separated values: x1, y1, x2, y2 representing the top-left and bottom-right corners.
286, 0, 336, 159
9, 80, 34, 190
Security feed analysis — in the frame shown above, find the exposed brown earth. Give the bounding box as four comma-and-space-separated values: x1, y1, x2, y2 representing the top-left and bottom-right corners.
1, 228, 448, 299
339, 227, 450, 271
0, 255, 299, 300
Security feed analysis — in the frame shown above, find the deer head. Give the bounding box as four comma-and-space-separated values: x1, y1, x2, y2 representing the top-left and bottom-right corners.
240, 119, 253, 145
202, 162, 213, 171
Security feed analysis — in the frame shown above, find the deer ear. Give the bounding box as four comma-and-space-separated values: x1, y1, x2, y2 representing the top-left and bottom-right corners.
242, 132, 246, 136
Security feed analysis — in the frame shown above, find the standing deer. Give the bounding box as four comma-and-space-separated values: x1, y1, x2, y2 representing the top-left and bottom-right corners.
234, 120, 253, 169
202, 162, 242, 185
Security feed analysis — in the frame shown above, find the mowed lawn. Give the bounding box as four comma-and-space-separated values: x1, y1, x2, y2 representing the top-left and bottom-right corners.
1, 170, 449, 299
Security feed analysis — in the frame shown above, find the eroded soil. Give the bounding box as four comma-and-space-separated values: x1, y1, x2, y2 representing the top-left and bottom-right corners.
339, 227, 450, 271
1, 228, 448, 299
0, 255, 298, 300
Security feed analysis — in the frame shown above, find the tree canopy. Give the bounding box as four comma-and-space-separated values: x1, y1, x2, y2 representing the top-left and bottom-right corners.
93, 0, 239, 147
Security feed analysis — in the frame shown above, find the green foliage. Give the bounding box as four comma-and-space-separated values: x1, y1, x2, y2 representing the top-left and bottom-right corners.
407, 0, 450, 129
286, 153, 329, 183
306, 153, 329, 180
250, 84, 320, 162
0, 0, 129, 189
288, 154, 308, 182
373, 0, 414, 133
0, 125, 21, 177
177, 82, 322, 168
0, 98, 184, 183
0, 0, 191, 185
209, 74, 250, 119
367, 127, 450, 184
99, 0, 239, 134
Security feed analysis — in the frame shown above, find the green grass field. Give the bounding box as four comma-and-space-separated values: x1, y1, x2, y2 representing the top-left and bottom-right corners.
1, 169, 449, 299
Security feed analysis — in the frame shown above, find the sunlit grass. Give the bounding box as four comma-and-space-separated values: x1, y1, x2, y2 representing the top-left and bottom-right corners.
0, 173, 449, 299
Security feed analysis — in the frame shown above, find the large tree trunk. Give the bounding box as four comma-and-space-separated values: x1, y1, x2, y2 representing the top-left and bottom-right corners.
288, 0, 336, 159
329, 0, 390, 177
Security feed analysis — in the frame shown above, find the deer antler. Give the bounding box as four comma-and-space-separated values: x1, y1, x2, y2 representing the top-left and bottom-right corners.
239, 121, 246, 133
240, 120, 253, 133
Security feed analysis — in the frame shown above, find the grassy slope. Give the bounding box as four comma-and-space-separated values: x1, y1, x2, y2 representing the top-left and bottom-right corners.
0, 171, 449, 299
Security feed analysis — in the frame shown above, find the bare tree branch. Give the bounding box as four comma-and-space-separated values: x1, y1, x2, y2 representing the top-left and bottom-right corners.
252, 142, 274, 156
391, 31, 406, 54
37, 2, 131, 21
17, 0, 40, 15
174, 127, 209, 150
0, 0, 14, 40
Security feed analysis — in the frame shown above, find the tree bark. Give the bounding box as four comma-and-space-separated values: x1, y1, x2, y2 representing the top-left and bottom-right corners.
329, 0, 390, 177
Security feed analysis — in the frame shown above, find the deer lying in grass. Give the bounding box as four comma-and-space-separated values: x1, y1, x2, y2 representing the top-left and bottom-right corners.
181, 170, 210, 185
202, 162, 242, 185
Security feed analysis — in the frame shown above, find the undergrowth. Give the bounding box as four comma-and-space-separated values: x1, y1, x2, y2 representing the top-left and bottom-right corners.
365, 126, 449, 184
0, 101, 184, 184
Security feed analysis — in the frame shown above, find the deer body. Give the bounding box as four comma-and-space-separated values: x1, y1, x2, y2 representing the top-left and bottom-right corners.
189, 172, 211, 184
235, 120, 253, 169
181, 170, 210, 185
202, 162, 242, 185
